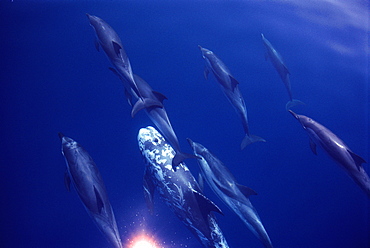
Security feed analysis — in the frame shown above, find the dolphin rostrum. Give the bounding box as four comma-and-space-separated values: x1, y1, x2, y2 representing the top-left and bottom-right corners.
59, 133, 122, 248
138, 126, 229, 248
288, 110, 369, 198
132, 74, 199, 169
261, 33, 304, 110
188, 139, 273, 248
199, 46, 265, 149
86, 13, 162, 114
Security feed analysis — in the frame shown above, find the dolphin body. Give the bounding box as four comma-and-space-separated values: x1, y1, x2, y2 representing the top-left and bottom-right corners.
138, 126, 229, 248
261, 34, 304, 111
132, 75, 199, 169
199, 46, 265, 150
288, 110, 369, 198
59, 133, 122, 248
86, 13, 162, 115
188, 139, 273, 248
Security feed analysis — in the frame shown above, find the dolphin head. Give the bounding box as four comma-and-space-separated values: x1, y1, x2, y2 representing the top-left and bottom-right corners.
187, 138, 208, 157
86, 13, 104, 30
198, 45, 213, 59
289, 110, 316, 130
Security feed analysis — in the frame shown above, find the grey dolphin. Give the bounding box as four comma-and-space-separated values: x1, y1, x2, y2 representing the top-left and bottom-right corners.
138, 126, 229, 248
133, 75, 199, 169
86, 13, 162, 114
59, 133, 122, 248
188, 139, 273, 248
288, 110, 369, 198
199, 46, 265, 149
261, 33, 304, 110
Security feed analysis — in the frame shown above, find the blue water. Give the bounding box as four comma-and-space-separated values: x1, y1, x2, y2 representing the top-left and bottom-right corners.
1, 1, 369, 247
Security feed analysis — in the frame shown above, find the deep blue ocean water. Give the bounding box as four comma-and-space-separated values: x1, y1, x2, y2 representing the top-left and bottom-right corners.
1, 1, 369, 247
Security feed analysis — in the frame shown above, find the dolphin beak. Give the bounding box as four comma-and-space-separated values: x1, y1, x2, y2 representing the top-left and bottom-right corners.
198, 45, 202, 50
288, 110, 299, 120
58, 132, 64, 141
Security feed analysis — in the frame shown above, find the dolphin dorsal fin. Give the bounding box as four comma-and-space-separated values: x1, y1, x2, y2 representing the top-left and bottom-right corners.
229, 76, 240, 91
236, 183, 257, 198
309, 139, 317, 155
193, 190, 223, 216
112, 41, 122, 57
143, 168, 156, 214
64, 170, 71, 192
93, 186, 104, 214
348, 150, 366, 170
152, 91, 168, 103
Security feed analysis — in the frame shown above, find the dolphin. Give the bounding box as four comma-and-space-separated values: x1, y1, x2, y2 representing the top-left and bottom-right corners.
199, 46, 265, 149
138, 126, 229, 248
261, 33, 304, 110
86, 13, 162, 113
187, 139, 273, 248
288, 110, 369, 198
132, 74, 199, 169
59, 133, 122, 248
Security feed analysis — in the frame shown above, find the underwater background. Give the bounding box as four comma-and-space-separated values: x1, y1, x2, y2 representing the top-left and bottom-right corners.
1, 0, 369, 247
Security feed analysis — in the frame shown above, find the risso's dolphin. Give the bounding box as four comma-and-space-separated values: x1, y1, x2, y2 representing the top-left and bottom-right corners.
86, 13, 162, 113
261, 33, 304, 110
199, 46, 265, 150
288, 110, 369, 198
138, 126, 229, 248
132, 75, 199, 169
188, 139, 273, 248
59, 133, 122, 248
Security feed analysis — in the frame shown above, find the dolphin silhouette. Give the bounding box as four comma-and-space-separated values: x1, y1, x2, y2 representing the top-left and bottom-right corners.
59, 133, 122, 248
188, 139, 273, 248
261, 34, 304, 110
199, 45, 265, 149
86, 13, 162, 114
289, 110, 369, 198
138, 126, 229, 248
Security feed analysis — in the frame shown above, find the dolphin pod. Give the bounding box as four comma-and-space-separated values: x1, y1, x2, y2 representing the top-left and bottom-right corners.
199, 45, 266, 149
261, 33, 304, 111
138, 126, 229, 248
59, 133, 122, 248
188, 139, 273, 248
288, 111, 369, 198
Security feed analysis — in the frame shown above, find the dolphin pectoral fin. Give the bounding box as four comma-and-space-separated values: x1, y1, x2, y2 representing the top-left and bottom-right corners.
152, 91, 168, 103
143, 169, 155, 214
124, 89, 133, 106
309, 139, 317, 155
236, 183, 257, 197
93, 186, 104, 214
131, 98, 163, 117
285, 99, 305, 111
64, 171, 71, 192
229, 76, 240, 91
204, 67, 210, 80
112, 41, 122, 57
348, 150, 367, 170
198, 173, 205, 192
241, 134, 266, 150
193, 190, 223, 216
172, 152, 201, 171
94, 40, 100, 52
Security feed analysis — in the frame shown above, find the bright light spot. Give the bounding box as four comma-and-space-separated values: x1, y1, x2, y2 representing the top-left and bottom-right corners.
132, 240, 154, 248
128, 234, 158, 248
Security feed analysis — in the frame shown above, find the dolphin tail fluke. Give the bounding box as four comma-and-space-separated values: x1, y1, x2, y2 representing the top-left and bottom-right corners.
131, 98, 164, 117
241, 134, 266, 150
172, 152, 200, 171
285, 99, 305, 111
